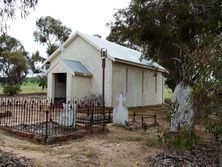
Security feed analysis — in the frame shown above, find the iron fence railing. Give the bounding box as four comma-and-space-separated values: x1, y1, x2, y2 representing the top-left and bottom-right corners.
0, 97, 112, 142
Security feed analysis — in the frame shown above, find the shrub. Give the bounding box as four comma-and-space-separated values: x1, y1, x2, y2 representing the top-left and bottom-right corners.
2, 84, 21, 95
162, 127, 199, 150
36, 75, 47, 90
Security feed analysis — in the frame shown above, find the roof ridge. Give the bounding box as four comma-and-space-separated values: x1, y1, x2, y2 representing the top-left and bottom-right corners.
79, 32, 141, 54
44, 31, 167, 73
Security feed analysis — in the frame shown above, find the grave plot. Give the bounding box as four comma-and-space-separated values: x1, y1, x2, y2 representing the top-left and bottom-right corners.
0, 97, 112, 143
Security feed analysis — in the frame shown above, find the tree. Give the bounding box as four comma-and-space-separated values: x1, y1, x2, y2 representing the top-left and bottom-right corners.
0, 34, 26, 53
108, 0, 222, 147
36, 74, 47, 90
0, 35, 28, 95
28, 50, 45, 73
0, 0, 38, 32
107, 0, 222, 90
192, 34, 222, 139
33, 16, 72, 56
33, 16, 72, 90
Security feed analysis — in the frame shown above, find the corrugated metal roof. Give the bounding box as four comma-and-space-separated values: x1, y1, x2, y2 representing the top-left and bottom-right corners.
45, 31, 167, 72
80, 32, 166, 71
60, 59, 91, 76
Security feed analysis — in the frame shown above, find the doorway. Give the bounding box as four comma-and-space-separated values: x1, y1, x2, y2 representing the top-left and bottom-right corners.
54, 73, 67, 103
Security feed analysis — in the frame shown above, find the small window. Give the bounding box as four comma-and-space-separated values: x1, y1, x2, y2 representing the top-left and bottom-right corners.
154, 73, 157, 94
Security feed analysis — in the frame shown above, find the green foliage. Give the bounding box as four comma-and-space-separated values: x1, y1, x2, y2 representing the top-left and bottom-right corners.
206, 119, 222, 139
32, 16, 71, 90
108, 0, 222, 142
46, 44, 58, 56
33, 16, 72, 56
0, 0, 38, 32
0, 35, 28, 95
192, 35, 222, 139
162, 127, 199, 150
2, 84, 21, 95
0, 51, 28, 85
108, 0, 222, 90
0, 82, 47, 94
27, 51, 45, 73
165, 109, 172, 122
145, 137, 161, 147
0, 35, 26, 53
0, 51, 28, 95
36, 75, 47, 90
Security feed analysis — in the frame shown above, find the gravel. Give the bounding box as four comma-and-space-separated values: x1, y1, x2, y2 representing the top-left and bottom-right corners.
0, 150, 30, 167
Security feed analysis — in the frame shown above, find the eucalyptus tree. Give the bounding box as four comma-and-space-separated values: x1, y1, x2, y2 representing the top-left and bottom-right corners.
33, 16, 72, 56
0, 0, 38, 32
33, 16, 72, 89
107, 0, 222, 90
108, 0, 222, 143
0, 35, 28, 95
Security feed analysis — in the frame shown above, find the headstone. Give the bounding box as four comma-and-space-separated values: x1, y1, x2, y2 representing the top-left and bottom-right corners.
170, 82, 194, 132
113, 93, 128, 125
59, 103, 76, 126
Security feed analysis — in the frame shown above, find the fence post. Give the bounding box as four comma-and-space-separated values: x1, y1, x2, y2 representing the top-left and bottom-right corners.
133, 112, 136, 122
108, 109, 111, 123
154, 113, 157, 124
44, 110, 49, 144
141, 115, 144, 127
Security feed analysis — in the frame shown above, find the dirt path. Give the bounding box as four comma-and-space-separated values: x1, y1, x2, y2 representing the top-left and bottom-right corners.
0, 125, 163, 167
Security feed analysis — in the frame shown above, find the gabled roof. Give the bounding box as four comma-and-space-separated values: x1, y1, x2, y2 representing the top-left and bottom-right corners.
45, 31, 167, 73
46, 59, 92, 77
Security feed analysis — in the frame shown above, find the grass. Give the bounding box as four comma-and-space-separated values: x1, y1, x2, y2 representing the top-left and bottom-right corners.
0, 82, 172, 97
0, 82, 46, 94
145, 137, 161, 147
164, 85, 173, 99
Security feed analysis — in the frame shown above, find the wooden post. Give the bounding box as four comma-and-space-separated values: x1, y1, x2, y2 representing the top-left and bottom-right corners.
133, 112, 136, 122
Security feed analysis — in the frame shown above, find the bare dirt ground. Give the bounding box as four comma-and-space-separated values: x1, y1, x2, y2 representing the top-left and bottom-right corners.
0, 107, 166, 167
0, 126, 164, 167
0, 106, 217, 167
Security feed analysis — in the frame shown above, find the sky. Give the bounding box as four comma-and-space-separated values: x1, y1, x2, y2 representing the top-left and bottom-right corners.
7, 0, 130, 57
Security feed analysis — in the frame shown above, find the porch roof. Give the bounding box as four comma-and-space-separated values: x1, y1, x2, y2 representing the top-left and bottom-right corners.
47, 59, 92, 77
61, 59, 92, 77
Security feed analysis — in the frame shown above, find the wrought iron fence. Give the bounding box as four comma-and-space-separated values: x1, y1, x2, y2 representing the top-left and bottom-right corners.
0, 97, 112, 142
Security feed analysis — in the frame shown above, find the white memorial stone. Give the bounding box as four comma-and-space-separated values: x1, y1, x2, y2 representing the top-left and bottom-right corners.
59, 103, 76, 126
170, 82, 194, 132
113, 93, 128, 125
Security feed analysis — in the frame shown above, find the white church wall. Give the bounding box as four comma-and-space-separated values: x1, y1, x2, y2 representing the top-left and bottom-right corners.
56, 36, 113, 107
47, 35, 164, 107
72, 76, 91, 99
143, 70, 163, 105
112, 62, 163, 107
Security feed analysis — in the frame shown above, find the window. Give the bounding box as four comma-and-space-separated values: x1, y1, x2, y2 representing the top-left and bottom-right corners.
126, 68, 128, 93
142, 71, 144, 93
154, 72, 157, 93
